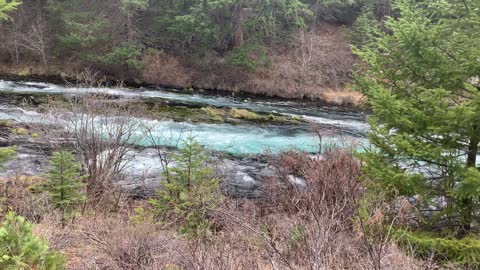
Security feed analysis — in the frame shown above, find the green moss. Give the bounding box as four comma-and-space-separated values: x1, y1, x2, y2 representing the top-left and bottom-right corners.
201, 107, 224, 122
290, 115, 301, 121
146, 101, 302, 125
12, 127, 29, 136
0, 146, 16, 165
230, 108, 259, 120
31, 133, 40, 138
0, 120, 12, 127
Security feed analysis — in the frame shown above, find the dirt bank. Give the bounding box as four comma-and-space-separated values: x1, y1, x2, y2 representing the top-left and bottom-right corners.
0, 24, 364, 108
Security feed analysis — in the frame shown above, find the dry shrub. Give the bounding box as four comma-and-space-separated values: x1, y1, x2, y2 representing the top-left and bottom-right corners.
47, 94, 147, 211
141, 24, 362, 106
0, 175, 51, 222
319, 89, 365, 107
142, 50, 193, 88
264, 149, 361, 221
204, 149, 423, 270
177, 235, 262, 270
53, 216, 179, 270
87, 224, 171, 269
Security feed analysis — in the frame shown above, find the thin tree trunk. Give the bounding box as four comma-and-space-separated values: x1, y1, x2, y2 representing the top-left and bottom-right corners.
233, 4, 245, 48
457, 136, 478, 238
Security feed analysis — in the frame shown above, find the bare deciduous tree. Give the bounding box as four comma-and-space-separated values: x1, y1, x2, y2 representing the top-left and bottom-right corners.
20, 20, 48, 69
49, 93, 147, 210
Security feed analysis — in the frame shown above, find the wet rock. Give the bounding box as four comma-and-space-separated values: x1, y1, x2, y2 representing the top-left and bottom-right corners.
0, 145, 49, 179
287, 175, 306, 188
218, 158, 274, 198
0, 140, 275, 198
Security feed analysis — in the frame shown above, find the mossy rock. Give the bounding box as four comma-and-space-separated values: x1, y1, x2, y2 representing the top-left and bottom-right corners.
0, 120, 12, 127
12, 127, 29, 136
230, 108, 259, 120
201, 107, 225, 122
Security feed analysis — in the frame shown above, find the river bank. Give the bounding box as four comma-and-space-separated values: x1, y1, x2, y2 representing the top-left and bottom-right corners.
0, 79, 369, 198
0, 24, 365, 109
0, 67, 365, 109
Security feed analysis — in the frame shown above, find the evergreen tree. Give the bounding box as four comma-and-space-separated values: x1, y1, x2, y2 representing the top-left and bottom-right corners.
149, 135, 221, 237
0, 212, 66, 270
0, 0, 21, 21
354, 0, 480, 238
350, 5, 376, 48
42, 151, 85, 224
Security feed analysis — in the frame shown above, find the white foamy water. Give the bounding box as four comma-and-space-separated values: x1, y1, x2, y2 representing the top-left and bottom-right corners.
0, 80, 370, 136
0, 104, 367, 155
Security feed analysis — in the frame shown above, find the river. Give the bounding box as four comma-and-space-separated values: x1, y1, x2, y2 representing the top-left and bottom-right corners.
0, 80, 369, 155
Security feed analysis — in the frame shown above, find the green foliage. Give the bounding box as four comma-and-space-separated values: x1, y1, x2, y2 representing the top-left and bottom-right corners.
99, 42, 143, 71
302, 0, 360, 24
288, 224, 306, 250
12, 127, 28, 135
349, 6, 376, 48
0, 212, 67, 270
246, 0, 313, 44
0, 147, 15, 166
354, 0, 480, 238
148, 0, 313, 54
0, 0, 21, 21
42, 151, 85, 220
225, 43, 271, 71
47, 1, 111, 59
119, 0, 148, 14
230, 108, 259, 120
398, 230, 480, 267
148, 135, 222, 237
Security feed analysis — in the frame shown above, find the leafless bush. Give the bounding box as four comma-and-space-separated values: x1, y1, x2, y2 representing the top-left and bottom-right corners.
206, 149, 425, 270
144, 124, 186, 184
265, 149, 361, 221
19, 21, 48, 69
48, 94, 148, 210
0, 175, 51, 222
353, 193, 413, 270
71, 68, 108, 88
81, 220, 173, 270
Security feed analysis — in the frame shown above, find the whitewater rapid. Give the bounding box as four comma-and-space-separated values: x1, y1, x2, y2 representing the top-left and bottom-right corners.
0, 80, 369, 155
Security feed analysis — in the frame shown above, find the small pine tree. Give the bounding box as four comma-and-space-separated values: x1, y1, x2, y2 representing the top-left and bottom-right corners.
148, 135, 221, 237
42, 151, 85, 225
0, 212, 67, 270
350, 6, 377, 48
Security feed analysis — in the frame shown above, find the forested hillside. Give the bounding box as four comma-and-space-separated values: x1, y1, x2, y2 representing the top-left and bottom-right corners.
2, 0, 479, 269
0, 0, 390, 102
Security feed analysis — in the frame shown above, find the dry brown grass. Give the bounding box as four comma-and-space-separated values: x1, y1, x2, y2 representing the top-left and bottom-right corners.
141, 24, 363, 107
0, 23, 363, 106
2, 149, 430, 270
320, 89, 365, 107
0, 175, 51, 222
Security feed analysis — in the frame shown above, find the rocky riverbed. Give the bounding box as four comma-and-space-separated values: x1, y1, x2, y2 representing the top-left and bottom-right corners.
0, 123, 276, 198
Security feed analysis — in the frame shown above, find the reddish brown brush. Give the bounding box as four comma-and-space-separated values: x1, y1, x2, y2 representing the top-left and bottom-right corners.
263, 149, 362, 221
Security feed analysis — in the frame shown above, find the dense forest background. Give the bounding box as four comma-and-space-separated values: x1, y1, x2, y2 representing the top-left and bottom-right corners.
0, 0, 390, 101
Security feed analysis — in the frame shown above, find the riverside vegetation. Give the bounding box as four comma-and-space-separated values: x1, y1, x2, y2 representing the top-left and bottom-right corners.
0, 0, 480, 269
0, 0, 372, 104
